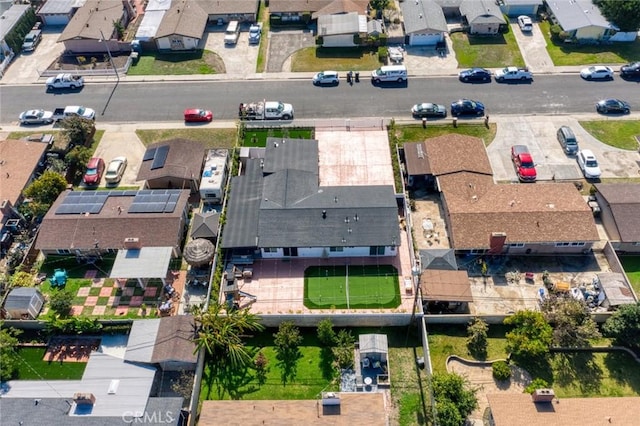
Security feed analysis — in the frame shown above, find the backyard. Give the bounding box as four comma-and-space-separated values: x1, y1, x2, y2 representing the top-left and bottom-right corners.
620, 255, 640, 296
13, 346, 87, 380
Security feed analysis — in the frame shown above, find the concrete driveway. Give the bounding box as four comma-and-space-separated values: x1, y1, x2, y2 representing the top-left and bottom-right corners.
92, 127, 146, 188
202, 25, 260, 77
510, 19, 555, 73
268, 29, 316, 72
1, 29, 64, 85
487, 115, 640, 182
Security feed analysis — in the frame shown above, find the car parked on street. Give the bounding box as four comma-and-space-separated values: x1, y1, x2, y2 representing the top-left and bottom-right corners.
596, 98, 630, 114
411, 102, 447, 118
511, 145, 537, 182
450, 99, 485, 117
83, 157, 105, 186
184, 108, 213, 122
580, 65, 614, 80
19, 109, 54, 125
312, 71, 339, 86
517, 16, 533, 32
248, 24, 261, 44
620, 62, 640, 79
104, 157, 128, 184
577, 149, 601, 179
458, 68, 491, 83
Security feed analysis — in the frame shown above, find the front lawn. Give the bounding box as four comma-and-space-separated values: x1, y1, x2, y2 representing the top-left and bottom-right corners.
290, 47, 381, 72
393, 123, 497, 146
242, 127, 314, 147
451, 30, 525, 68
136, 128, 237, 148
579, 120, 640, 151
539, 21, 640, 66
14, 346, 87, 380
127, 50, 224, 75
620, 255, 640, 296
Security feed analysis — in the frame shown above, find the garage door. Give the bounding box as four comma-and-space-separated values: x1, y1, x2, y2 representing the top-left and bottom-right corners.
409, 33, 442, 46
323, 34, 355, 47
41, 15, 70, 26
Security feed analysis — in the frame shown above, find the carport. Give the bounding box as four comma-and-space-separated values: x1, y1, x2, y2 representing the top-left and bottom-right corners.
110, 247, 173, 288
420, 269, 472, 314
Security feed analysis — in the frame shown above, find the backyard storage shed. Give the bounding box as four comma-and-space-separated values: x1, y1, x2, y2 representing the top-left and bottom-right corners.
3, 287, 45, 319
359, 334, 388, 363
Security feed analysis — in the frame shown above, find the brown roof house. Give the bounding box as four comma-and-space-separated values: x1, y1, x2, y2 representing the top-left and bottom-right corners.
35, 189, 190, 258
58, 0, 133, 54
270, 0, 368, 25
0, 139, 48, 226
154, 0, 208, 51
195, 0, 259, 24
136, 139, 205, 192
595, 183, 640, 253
124, 316, 197, 371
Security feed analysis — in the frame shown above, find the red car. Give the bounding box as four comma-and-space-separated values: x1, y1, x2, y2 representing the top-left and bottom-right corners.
184, 108, 213, 122
83, 157, 105, 186
511, 145, 537, 182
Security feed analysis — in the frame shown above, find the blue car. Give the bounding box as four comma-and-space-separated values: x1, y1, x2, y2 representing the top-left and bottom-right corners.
458, 68, 492, 83
451, 99, 485, 117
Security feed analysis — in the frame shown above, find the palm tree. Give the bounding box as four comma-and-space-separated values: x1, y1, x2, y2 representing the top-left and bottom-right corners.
192, 302, 264, 369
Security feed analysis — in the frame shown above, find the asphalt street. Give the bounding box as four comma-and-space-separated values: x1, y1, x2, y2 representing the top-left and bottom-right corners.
1, 75, 638, 123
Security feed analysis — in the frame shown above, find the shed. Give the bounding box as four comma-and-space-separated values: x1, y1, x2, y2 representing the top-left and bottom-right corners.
190, 211, 220, 240
597, 272, 636, 308
358, 334, 388, 363
3, 287, 45, 319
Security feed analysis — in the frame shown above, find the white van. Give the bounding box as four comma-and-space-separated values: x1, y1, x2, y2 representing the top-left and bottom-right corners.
224, 20, 240, 45
371, 65, 407, 83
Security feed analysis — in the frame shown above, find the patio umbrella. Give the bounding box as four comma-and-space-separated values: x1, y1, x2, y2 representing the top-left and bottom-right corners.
183, 238, 215, 266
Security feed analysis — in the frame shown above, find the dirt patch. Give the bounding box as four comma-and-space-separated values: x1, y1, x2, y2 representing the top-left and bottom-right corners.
46, 53, 130, 73
44, 337, 101, 363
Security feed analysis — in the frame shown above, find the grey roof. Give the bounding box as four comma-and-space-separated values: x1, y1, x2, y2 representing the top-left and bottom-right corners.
38, 0, 84, 15
597, 272, 636, 307
0, 397, 183, 425
502, 0, 542, 5
459, 0, 506, 24
317, 12, 362, 36
419, 249, 458, 270
595, 183, 640, 242
58, 0, 125, 42
0, 4, 30, 40
368, 19, 383, 34
264, 137, 318, 174
124, 318, 161, 364
153, 316, 197, 364
400, 0, 447, 34
221, 159, 263, 248
109, 247, 173, 279
4, 287, 43, 310
359, 334, 388, 354
156, 0, 208, 39
195, 0, 259, 15
546, 0, 614, 31
191, 211, 220, 239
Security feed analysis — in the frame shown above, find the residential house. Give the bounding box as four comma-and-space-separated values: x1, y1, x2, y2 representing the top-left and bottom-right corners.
0, 139, 48, 227
58, 0, 133, 54
0, 4, 30, 77
317, 12, 367, 47
496, 0, 543, 17
545, 0, 635, 42
34, 189, 190, 258
594, 183, 640, 253
136, 139, 205, 191
269, 0, 368, 25
311, 0, 369, 20
487, 393, 640, 425
38, 0, 86, 26
2, 287, 45, 319
154, 0, 208, 51
400, 0, 447, 46
222, 138, 400, 259
459, 0, 506, 34
196, 0, 259, 24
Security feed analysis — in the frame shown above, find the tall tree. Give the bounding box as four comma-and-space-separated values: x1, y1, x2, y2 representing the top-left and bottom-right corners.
317, 318, 336, 347
431, 372, 478, 425
22, 170, 67, 220
466, 317, 488, 358
0, 323, 23, 381
542, 298, 601, 347
274, 321, 303, 384
504, 310, 553, 360
594, 0, 640, 32
603, 302, 640, 351
49, 289, 73, 317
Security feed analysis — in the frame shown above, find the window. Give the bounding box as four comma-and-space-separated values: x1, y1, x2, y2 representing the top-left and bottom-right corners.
56, 249, 71, 254
509, 243, 525, 248
555, 242, 570, 247
263, 247, 278, 253
330, 247, 344, 252
633, 242, 640, 247
570, 242, 585, 247
369, 246, 384, 255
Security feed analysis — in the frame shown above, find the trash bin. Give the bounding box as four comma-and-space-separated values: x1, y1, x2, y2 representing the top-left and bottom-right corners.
354, 71, 360, 83
346, 71, 352, 84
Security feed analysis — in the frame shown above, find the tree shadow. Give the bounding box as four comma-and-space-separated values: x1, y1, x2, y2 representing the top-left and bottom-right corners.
320, 346, 336, 381
512, 354, 553, 384
603, 351, 640, 394
552, 352, 603, 393
276, 347, 303, 385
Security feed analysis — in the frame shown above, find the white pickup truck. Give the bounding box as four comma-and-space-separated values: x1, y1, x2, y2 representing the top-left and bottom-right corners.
46, 73, 85, 90
238, 101, 294, 120
52, 105, 96, 122
494, 66, 533, 82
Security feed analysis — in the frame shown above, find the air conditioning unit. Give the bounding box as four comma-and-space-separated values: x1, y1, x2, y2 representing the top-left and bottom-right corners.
531, 388, 555, 403
124, 237, 141, 249
73, 392, 96, 405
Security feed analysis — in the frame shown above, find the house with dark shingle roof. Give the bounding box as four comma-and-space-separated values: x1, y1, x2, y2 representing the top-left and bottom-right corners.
195, 0, 259, 24
269, 0, 369, 24
222, 138, 400, 259
595, 183, 640, 253
154, 0, 207, 51
400, 0, 447, 46
459, 0, 506, 34
136, 139, 205, 191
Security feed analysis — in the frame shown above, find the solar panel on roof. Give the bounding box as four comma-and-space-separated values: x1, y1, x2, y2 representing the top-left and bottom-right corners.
143, 147, 157, 161
150, 145, 170, 170
164, 202, 177, 213
168, 193, 180, 203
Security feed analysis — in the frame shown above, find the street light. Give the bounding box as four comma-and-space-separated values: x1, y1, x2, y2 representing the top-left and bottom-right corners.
99, 29, 119, 83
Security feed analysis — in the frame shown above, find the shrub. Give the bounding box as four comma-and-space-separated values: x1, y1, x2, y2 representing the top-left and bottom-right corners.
524, 378, 550, 394
377, 46, 388, 62
492, 360, 511, 381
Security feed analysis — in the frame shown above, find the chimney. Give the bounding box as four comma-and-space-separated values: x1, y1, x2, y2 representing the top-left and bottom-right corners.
124, 237, 141, 249
531, 388, 555, 403
488, 232, 506, 254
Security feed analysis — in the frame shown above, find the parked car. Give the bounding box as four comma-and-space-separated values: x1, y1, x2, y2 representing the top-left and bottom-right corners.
580, 65, 614, 80
411, 102, 447, 118
248, 24, 261, 44
556, 126, 578, 155
450, 99, 485, 117
104, 157, 128, 184
224, 20, 240, 45
517, 15, 533, 32
388, 46, 404, 64
458, 68, 491, 83
22, 29, 42, 52
184, 108, 213, 122
19, 109, 54, 125
312, 71, 339, 86
596, 98, 630, 114
83, 157, 105, 186
577, 149, 601, 179
511, 145, 537, 182
620, 62, 640, 79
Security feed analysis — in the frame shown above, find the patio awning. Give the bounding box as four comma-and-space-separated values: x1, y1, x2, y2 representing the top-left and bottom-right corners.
110, 247, 173, 279
183, 238, 215, 266
420, 269, 473, 302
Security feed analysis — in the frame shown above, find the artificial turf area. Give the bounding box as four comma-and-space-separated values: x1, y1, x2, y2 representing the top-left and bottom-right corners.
303, 265, 401, 309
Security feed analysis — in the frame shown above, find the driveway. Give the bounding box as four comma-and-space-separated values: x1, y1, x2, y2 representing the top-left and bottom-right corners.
510, 19, 555, 73
202, 25, 260, 77
268, 29, 315, 72
92, 127, 146, 188
1, 29, 64, 85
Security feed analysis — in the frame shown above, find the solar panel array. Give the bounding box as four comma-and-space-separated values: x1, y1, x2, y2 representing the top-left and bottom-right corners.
143, 147, 157, 161
129, 190, 181, 213
55, 190, 181, 215
151, 145, 170, 170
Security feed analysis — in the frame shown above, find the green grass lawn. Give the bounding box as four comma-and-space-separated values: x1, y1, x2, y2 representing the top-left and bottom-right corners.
539, 21, 640, 66
620, 255, 640, 296
243, 128, 314, 147
291, 47, 381, 72
136, 128, 238, 148
127, 50, 224, 75
14, 347, 87, 380
304, 265, 401, 309
394, 124, 497, 146
579, 120, 640, 151
451, 30, 525, 68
